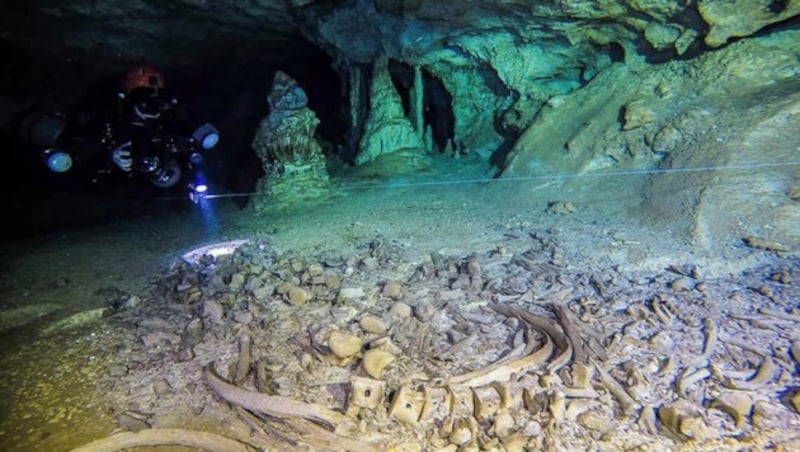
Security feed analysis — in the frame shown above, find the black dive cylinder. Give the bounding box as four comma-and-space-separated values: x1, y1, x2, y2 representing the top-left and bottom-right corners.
17, 109, 67, 147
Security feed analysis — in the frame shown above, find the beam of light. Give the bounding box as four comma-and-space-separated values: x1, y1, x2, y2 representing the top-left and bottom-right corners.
196, 195, 218, 236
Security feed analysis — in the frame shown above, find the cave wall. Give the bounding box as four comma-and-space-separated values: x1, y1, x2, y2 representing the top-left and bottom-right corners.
296, 0, 799, 164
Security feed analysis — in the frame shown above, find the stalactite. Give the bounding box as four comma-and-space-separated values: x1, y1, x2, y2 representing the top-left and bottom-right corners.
348, 65, 362, 158
413, 64, 424, 141
356, 55, 425, 165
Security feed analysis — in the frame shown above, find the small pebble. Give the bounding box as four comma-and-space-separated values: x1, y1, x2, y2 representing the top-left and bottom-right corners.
669, 277, 695, 291
153, 379, 171, 396
228, 273, 245, 291
389, 302, 412, 318
176, 347, 195, 362
381, 282, 404, 300
122, 295, 142, 309
338, 287, 365, 302
414, 301, 436, 322
287, 287, 312, 306
107, 365, 128, 378
307, 263, 324, 277
233, 311, 254, 324
328, 331, 363, 359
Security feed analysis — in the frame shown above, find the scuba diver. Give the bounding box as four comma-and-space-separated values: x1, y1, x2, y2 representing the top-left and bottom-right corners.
110, 65, 217, 201
112, 66, 182, 175
11, 64, 219, 200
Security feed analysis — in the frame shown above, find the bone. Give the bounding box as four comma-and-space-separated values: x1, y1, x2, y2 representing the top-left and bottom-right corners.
389, 384, 424, 425
676, 368, 711, 397
724, 356, 778, 391
234, 334, 251, 385
71, 428, 251, 452
448, 326, 553, 388
204, 364, 348, 428
591, 358, 641, 415
701, 318, 718, 360
759, 308, 800, 323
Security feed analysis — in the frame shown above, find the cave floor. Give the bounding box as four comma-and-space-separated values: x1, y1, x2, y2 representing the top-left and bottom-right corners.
0, 154, 798, 451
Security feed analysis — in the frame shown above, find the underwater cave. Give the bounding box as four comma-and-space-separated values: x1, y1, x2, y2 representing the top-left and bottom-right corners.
0, 1, 799, 451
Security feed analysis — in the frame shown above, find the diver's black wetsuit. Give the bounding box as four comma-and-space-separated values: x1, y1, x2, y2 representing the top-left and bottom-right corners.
124, 87, 183, 171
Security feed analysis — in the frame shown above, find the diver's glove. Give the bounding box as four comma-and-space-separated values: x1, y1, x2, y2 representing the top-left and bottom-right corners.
112, 147, 133, 172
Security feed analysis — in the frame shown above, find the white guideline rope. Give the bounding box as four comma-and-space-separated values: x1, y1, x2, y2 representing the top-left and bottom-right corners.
199, 160, 800, 199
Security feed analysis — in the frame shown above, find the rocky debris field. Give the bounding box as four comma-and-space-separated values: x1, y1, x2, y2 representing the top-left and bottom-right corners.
66, 230, 800, 451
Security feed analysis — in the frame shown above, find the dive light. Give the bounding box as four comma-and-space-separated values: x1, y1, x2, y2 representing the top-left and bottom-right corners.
42, 148, 73, 173
192, 123, 219, 150
189, 173, 208, 204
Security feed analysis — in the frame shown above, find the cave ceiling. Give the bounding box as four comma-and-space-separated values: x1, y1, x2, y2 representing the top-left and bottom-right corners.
4, 1, 797, 86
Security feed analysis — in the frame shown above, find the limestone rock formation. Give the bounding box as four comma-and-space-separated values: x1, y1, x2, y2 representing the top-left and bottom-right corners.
502, 28, 800, 251
698, 0, 800, 47
251, 71, 329, 209
356, 56, 426, 166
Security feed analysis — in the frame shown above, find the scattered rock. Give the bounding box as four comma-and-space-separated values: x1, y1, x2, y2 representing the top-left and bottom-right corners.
244, 276, 262, 292
153, 379, 172, 396
114, 411, 149, 432
141, 331, 181, 348
201, 298, 224, 324
252, 285, 274, 301
228, 273, 245, 292
546, 201, 577, 215
120, 295, 142, 310
138, 317, 173, 331
176, 347, 195, 362
465, 256, 481, 277
389, 302, 412, 319
359, 315, 388, 335
338, 287, 366, 303
359, 257, 379, 272
107, 364, 128, 378
652, 124, 683, 154
414, 301, 436, 322
623, 100, 656, 130
178, 285, 202, 304
322, 271, 342, 290
669, 277, 695, 291
328, 330, 363, 359
287, 286, 312, 306
182, 318, 204, 347
233, 310, 253, 324
381, 282, 404, 300
307, 263, 324, 277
